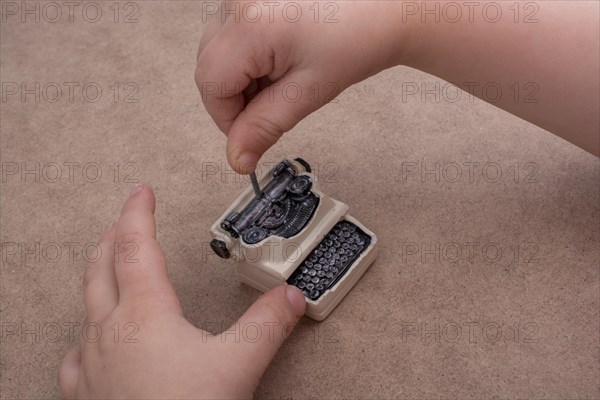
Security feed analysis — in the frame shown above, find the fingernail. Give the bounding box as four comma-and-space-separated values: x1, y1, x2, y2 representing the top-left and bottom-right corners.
129, 184, 143, 197
237, 151, 259, 174
285, 285, 306, 317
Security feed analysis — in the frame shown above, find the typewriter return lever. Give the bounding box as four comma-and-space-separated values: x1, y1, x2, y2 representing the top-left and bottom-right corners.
250, 172, 262, 198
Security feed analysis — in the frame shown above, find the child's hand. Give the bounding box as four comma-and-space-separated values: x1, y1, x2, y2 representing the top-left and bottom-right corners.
58, 185, 306, 399
195, 2, 405, 173
196, 2, 599, 160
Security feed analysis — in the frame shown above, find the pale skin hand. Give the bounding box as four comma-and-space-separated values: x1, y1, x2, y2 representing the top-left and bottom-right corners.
60, 2, 599, 396
58, 185, 306, 399
195, 1, 406, 173
196, 1, 599, 174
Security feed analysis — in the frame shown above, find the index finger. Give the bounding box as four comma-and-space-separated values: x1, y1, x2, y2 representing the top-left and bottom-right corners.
113, 185, 174, 305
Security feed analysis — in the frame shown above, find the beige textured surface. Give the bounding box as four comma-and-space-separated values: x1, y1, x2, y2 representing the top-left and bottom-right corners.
1, 2, 599, 399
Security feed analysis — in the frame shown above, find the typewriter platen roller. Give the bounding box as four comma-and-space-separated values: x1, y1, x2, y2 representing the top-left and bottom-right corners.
209, 158, 378, 320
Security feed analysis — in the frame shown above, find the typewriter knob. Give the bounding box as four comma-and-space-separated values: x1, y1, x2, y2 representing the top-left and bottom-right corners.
220, 221, 232, 231
272, 161, 285, 177
243, 226, 268, 244
272, 160, 292, 177
210, 239, 230, 259
288, 176, 312, 195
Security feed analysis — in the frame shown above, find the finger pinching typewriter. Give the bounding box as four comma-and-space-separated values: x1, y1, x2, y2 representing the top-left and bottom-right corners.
209, 158, 378, 320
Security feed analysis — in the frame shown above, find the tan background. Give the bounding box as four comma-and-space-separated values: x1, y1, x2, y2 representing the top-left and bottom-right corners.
1, 1, 599, 399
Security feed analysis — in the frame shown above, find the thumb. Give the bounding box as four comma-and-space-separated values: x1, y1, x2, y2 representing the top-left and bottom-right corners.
228, 285, 306, 376
226, 72, 338, 174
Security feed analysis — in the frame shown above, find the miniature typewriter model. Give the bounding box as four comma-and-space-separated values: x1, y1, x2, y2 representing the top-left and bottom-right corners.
209, 158, 378, 320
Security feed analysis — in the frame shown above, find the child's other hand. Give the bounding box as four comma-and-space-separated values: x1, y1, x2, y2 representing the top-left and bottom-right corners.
59, 185, 306, 399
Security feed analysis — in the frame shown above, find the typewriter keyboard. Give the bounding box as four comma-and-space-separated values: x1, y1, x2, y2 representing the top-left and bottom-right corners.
286, 220, 372, 301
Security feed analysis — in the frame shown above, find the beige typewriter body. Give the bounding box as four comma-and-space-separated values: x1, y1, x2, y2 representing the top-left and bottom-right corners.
209, 159, 378, 320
